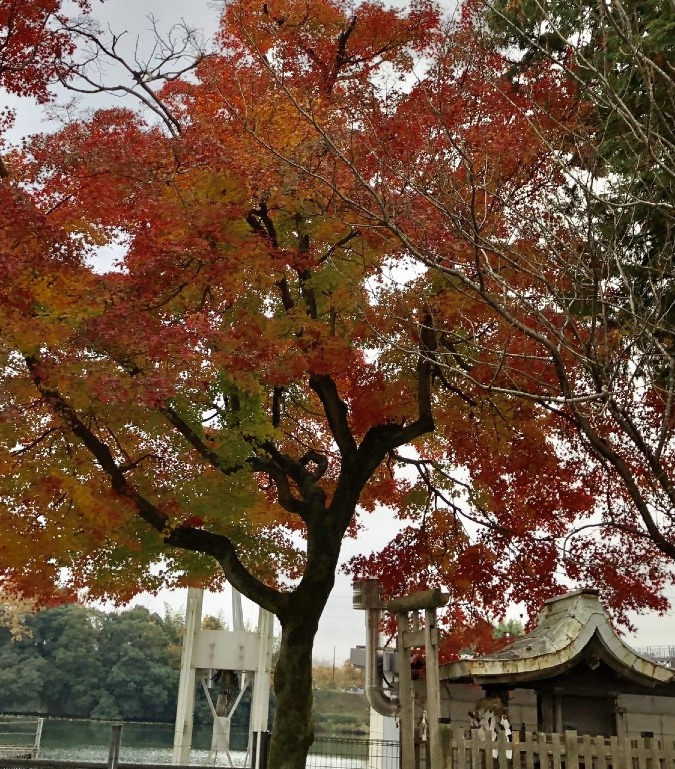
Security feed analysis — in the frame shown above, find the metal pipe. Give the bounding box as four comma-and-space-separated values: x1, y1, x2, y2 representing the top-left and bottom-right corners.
365, 608, 399, 717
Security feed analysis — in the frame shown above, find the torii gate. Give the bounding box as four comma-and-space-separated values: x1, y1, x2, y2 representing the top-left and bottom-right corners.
172, 587, 274, 768
353, 579, 448, 769
387, 589, 448, 769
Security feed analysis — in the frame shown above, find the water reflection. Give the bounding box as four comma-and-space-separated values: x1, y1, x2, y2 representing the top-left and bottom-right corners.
37, 719, 249, 765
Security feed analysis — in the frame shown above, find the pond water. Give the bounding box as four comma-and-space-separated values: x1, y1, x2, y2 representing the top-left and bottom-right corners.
4, 718, 250, 765
1, 718, 379, 768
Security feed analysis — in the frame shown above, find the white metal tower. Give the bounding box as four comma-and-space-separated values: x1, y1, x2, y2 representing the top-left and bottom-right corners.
172, 587, 274, 768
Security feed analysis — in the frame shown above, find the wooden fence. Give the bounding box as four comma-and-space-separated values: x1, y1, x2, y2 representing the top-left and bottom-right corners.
440, 725, 675, 769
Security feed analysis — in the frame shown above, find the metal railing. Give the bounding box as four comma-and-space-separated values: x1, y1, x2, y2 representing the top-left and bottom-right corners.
0, 731, 399, 769
0, 719, 44, 760
309, 736, 399, 769
636, 645, 675, 666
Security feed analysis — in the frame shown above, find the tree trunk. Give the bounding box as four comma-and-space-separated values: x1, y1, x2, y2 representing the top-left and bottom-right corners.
267, 594, 326, 769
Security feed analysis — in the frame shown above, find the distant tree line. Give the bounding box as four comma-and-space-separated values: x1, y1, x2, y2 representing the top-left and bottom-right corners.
0, 603, 251, 724
310, 660, 364, 691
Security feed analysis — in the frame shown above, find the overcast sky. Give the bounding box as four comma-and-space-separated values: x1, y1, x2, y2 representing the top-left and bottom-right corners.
132, 576, 675, 664
86, 0, 222, 49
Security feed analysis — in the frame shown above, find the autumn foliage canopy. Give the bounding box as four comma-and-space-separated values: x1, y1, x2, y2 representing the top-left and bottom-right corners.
1, 0, 673, 665
3, 1, 675, 764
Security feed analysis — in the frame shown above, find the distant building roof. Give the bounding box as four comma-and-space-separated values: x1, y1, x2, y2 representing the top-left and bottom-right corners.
440, 589, 675, 689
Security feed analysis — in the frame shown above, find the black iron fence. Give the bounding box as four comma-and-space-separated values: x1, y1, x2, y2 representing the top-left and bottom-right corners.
309, 736, 399, 769
0, 735, 400, 769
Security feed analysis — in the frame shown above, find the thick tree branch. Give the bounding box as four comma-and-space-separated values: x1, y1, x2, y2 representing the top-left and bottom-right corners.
24, 355, 283, 613
357, 355, 434, 465
309, 373, 358, 457
247, 202, 278, 247
161, 405, 246, 476
165, 525, 284, 613
260, 442, 327, 509
299, 449, 329, 481
250, 455, 312, 520
293, 216, 319, 320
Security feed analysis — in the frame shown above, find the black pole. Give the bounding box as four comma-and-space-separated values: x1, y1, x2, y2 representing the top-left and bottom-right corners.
252, 730, 271, 769
107, 724, 123, 769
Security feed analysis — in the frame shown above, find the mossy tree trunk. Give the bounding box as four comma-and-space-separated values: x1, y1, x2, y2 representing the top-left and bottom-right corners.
269, 595, 326, 769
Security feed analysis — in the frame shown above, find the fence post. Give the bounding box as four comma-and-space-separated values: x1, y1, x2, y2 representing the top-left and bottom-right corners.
640, 731, 654, 769
438, 725, 454, 769
564, 731, 579, 769
108, 723, 123, 769
252, 730, 271, 769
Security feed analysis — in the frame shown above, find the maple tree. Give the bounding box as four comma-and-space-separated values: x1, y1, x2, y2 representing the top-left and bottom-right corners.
1, 1, 673, 766
0, 0, 88, 100
222, 0, 675, 637
2, 2, 438, 765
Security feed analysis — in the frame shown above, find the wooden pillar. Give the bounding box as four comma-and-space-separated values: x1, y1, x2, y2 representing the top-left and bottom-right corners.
539, 691, 555, 733
397, 612, 416, 769
614, 697, 628, 740
387, 589, 449, 769
108, 724, 123, 769
554, 690, 563, 733
424, 608, 442, 769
